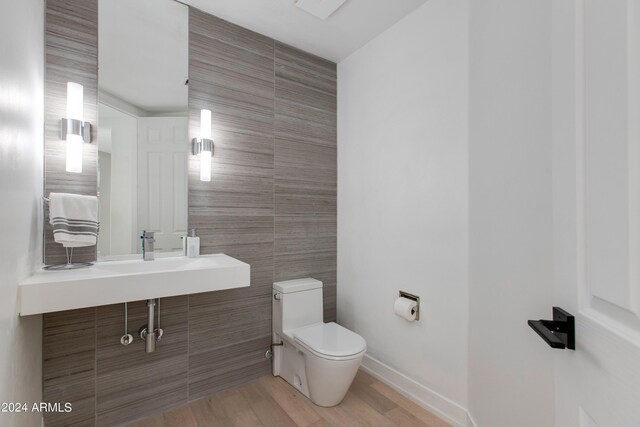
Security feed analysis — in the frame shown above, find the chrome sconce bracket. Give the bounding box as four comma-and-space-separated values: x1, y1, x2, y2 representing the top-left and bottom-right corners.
192, 137, 214, 155
60, 118, 92, 143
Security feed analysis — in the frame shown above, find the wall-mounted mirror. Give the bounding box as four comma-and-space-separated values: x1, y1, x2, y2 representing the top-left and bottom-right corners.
98, 0, 189, 259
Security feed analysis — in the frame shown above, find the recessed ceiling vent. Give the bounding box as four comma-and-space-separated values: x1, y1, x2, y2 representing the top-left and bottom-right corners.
294, 0, 347, 20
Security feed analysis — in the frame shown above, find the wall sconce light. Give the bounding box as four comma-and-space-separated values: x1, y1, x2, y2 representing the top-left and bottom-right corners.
60, 82, 91, 173
192, 109, 214, 182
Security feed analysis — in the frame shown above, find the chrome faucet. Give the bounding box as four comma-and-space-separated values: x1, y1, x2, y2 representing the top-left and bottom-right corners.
141, 230, 155, 261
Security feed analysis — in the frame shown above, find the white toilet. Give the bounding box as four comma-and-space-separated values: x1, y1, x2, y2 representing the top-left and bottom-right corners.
272, 278, 367, 407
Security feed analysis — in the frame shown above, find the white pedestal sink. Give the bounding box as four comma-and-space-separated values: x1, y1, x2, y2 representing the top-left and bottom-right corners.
19, 254, 250, 316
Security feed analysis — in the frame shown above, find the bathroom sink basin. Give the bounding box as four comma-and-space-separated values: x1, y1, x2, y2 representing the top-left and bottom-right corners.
92, 256, 230, 275
19, 254, 250, 315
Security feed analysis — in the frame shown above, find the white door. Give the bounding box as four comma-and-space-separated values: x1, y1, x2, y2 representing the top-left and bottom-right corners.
552, 0, 640, 426
137, 117, 188, 253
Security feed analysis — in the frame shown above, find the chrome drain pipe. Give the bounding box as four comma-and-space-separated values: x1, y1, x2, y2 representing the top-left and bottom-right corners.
141, 299, 157, 353
137, 298, 164, 353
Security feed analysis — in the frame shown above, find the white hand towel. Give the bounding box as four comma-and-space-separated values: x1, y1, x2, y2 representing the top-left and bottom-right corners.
49, 193, 99, 248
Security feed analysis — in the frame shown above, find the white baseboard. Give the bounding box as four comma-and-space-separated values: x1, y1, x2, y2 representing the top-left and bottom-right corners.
360, 354, 471, 427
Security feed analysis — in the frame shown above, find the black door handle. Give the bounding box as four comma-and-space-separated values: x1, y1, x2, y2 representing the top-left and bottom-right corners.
528, 307, 575, 350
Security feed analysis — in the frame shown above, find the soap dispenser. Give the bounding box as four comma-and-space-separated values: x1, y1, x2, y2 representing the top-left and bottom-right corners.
186, 228, 200, 258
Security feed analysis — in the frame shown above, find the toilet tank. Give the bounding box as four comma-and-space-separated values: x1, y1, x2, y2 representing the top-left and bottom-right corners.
273, 278, 323, 335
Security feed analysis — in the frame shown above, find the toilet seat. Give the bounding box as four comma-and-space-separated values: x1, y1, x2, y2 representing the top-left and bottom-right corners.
293, 322, 366, 360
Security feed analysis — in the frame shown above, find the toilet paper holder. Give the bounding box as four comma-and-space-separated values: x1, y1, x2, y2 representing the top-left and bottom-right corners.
399, 291, 420, 321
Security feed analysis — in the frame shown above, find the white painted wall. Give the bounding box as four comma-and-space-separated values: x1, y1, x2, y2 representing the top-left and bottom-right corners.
0, 0, 44, 425
98, 104, 138, 256
467, 1, 555, 426
98, 150, 112, 256
339, 0, 558, 425
337, 0, 469, 418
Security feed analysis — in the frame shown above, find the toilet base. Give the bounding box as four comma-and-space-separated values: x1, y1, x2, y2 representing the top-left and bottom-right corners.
272, 334, 312, 399
272, 332, 364, 407
304, 351, 364, 407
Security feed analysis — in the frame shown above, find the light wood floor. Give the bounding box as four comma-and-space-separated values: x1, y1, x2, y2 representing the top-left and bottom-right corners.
127, 370, 451, 427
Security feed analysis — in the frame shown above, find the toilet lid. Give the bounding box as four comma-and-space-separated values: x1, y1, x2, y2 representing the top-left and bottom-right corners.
293, 322, 366, 358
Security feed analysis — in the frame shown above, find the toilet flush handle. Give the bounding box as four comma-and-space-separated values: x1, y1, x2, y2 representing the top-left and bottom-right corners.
274, 292, 281, 301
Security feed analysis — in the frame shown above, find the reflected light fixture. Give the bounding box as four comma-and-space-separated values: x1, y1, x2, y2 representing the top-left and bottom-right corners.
60, 82, 91, 173
192, 109, 214, 182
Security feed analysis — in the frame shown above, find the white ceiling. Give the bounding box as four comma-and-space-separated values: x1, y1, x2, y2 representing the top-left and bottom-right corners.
180, 0, 429, 62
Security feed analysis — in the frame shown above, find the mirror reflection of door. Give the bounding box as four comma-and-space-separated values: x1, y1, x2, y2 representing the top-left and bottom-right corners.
137, 117, 188, 253
97, 0, 188, 259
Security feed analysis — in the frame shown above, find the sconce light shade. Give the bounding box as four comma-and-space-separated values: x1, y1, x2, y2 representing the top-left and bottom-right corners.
200, 109, 211, 140
67, 82, 83, 122
65, 135, 84, 174
66, 83, 83, 173
193, 109, 213, 182
61, 82, 91, 173
200, 150, 212, 182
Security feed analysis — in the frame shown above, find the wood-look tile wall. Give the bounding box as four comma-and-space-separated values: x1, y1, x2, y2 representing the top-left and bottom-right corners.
42, 6, 336, 426
187, 9, 276, 403
273, 42, 337, 321
44, 0, 98, 265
